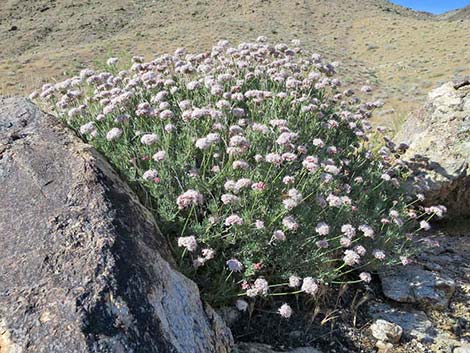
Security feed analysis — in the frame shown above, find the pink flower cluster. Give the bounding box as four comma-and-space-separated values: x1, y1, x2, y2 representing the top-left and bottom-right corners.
176, 190, 204, 209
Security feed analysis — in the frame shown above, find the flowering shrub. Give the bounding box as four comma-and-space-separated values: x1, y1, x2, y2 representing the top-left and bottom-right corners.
32, 38, 444, 312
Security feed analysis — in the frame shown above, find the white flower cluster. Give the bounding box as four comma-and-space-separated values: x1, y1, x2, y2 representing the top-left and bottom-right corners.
33, 38, 443, 310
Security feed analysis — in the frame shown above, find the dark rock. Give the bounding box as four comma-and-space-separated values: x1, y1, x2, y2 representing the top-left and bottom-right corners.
379, 265, 455, 309
0, 97, 233, 353
453, 78, 470, 90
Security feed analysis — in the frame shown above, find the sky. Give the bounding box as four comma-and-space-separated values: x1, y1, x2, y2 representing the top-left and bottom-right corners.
389, 0, 470, 14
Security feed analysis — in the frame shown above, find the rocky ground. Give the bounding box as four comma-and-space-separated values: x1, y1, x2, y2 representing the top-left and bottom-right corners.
225, 224, 470, 353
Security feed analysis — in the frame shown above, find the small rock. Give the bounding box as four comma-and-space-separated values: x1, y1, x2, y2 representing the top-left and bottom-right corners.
369, 303, 434, 342
376, 340, 394, 353
453, 78, 470, 90
371, 319, 403, 343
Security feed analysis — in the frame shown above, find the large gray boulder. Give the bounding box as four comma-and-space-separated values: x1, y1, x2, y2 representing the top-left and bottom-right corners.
396, 80, 470, 217
395, 80, 470, 216
0, 97, 233, 353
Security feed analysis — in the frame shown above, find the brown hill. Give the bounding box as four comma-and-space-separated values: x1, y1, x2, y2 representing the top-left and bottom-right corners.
0, 0, 468, 128
439, 5, 470, 20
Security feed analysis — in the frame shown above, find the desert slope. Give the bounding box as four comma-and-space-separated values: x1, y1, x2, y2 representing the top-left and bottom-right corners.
440, 5, 470, 21
0, 0, 468, 127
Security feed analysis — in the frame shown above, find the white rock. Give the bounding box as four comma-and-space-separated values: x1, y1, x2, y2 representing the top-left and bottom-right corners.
370, 319, 403, 343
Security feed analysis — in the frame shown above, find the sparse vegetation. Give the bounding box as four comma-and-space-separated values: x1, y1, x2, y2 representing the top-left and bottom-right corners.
1, 0, 469, 131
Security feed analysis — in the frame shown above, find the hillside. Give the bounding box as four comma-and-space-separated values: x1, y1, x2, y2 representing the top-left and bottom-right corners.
440, 5, 470, 21
0, 0, 469, 127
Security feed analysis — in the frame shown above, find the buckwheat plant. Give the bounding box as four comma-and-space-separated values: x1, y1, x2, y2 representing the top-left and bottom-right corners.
32, 38, 444, 310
